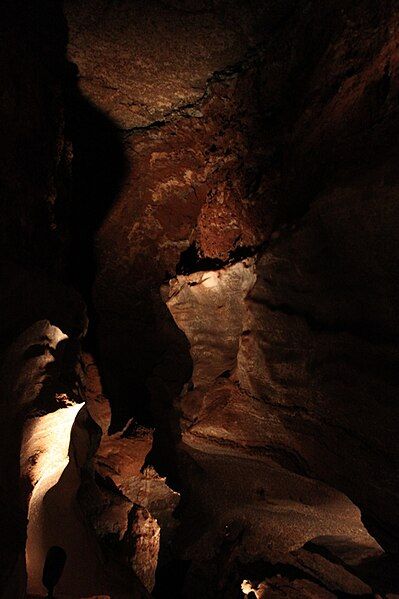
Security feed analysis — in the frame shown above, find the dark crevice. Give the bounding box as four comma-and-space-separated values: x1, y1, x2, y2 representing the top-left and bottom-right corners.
64, 61, 129, 307
184, 428, 310, 476
176, 241, 264, 275
24, 337, 83, 417
61, 60, 132, 421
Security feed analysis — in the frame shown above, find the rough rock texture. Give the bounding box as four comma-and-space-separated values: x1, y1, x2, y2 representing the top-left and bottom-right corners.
63, 0, 399, 450
0, 321, 148, 598
80, 354, 179, 592
164, 265, 393, 596
237, 209, 399, 552
253, 577, 337, 598
171, 444, 379, 597
0, 2, 179, 592
64, 0, 294, 425
65, 0, 291, 129
165, 260, 256, 387
61, 0, 399, 596
2, 0, 399, 597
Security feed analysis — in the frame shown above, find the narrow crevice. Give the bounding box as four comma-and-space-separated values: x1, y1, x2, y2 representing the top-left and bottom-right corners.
176, 241, 264, 276
183, 429, 311, 477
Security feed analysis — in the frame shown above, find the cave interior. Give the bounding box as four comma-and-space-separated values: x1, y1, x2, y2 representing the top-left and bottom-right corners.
1, 1, 399, 598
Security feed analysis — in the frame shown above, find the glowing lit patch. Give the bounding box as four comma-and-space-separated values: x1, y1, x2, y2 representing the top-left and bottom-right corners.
201, 271, 219, 288
241, 579, 268, 598
24, 402, 84, 595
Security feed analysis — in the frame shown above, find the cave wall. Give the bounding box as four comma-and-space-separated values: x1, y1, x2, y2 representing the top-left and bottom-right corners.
63, 0, 399, 595
0, 0, 86, 352
64, 0, 399, 436
0, 2, 149, 596
64, 0, 297, 426
0, 3, 77, 594
1, 0, 399, 596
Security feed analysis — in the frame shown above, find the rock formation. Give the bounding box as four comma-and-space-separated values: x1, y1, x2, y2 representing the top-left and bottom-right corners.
1, 0, 399, 597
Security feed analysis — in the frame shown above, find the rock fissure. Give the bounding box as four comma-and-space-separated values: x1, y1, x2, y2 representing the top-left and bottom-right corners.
122, 44, 269, 137
2, 1, 399, 597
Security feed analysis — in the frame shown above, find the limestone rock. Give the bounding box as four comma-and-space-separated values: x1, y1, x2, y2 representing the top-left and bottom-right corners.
165, 260, 256, 387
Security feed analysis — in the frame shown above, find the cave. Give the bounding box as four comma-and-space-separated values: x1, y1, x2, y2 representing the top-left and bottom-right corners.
1, 0, 399, 597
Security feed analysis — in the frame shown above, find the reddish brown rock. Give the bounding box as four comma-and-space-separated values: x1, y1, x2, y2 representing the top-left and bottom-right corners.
65, 0, 291, 129
0, 321, 149, 598
81, 353, 179, 592
64, 3, 399, 594
2, 0, 399, 597
65, 1, 399, 442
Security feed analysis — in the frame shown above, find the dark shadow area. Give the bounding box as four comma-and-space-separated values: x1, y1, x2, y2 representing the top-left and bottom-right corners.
42, 545, 67, 599
232, 558, 375, 599
27, 336, 83, 414
59, 60, 192, 438
176, 241, 263, 276
61, 60, 129, 328
58, 60, 137, 424
153, 558, 191, 597
58, 62, 194, 597
0, 414, 27, 596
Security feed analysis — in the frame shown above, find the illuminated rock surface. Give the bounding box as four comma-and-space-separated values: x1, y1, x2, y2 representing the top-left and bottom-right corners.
1, 0, 399, 597
165, 260, 256, 387
0, 321, 148, 598
164, 266, 390, 596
